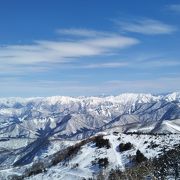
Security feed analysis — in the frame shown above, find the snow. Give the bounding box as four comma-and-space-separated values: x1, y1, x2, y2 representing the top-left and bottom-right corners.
11, 132, 179, 180
0, 92, 176, 107
0, 92, 179, 140
0, 92, 180, 179
164, 92, 180, 102
162, 119, 180, 132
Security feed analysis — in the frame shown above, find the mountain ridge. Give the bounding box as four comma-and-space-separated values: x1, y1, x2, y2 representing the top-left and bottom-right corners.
0, 92, 179, 139
0, 92, 180, 179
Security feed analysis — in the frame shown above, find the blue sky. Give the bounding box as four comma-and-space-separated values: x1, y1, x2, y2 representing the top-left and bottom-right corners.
0, 0, 180, 97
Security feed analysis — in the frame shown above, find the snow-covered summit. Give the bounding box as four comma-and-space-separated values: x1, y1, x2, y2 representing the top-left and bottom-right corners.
0, 92, 176, 107
0, 92, 179, 140
164, 92, 180, 102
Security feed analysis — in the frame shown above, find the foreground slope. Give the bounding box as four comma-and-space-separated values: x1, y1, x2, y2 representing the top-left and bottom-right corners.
1, 131, 179, 180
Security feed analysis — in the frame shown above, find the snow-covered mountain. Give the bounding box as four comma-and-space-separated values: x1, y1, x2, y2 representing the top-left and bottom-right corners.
0, 92, 180, 139
0, 92, 180, 179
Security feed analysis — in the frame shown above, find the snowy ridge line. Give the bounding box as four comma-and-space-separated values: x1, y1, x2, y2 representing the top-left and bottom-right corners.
0, 91, 180, 140
0, 92, 179, 104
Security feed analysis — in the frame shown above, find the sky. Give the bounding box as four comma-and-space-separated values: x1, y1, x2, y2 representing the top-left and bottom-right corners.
0, 0, 180, 97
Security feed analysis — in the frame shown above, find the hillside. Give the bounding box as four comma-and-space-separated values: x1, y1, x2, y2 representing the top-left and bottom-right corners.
1, 131, 179, 179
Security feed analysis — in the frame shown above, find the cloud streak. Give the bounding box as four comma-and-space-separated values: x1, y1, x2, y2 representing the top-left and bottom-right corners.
167, 4, 180, 13
80, 62, 129, 68
0, 29, 139, 74
57, 28, 110, 37
115, 18, 176, 35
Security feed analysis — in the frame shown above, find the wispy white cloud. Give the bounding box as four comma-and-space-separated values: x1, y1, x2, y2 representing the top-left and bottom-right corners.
167, 4, 180, 13
86, 36, 138, 48
80, 62, 128, 68
115, 18, 177, 35
142, 60, 180, 67
47, 57, 180, 69
133, 57, 180, 68
0, 29, 139, 74
103, 77, 180, 93
57, 28, 110, 37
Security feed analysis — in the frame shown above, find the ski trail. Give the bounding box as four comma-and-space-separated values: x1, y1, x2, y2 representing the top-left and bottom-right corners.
108, 134, 124, 170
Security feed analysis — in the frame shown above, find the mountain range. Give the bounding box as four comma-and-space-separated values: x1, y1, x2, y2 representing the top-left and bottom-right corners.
0, 92, 180, 140
0, 92, 180, 179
